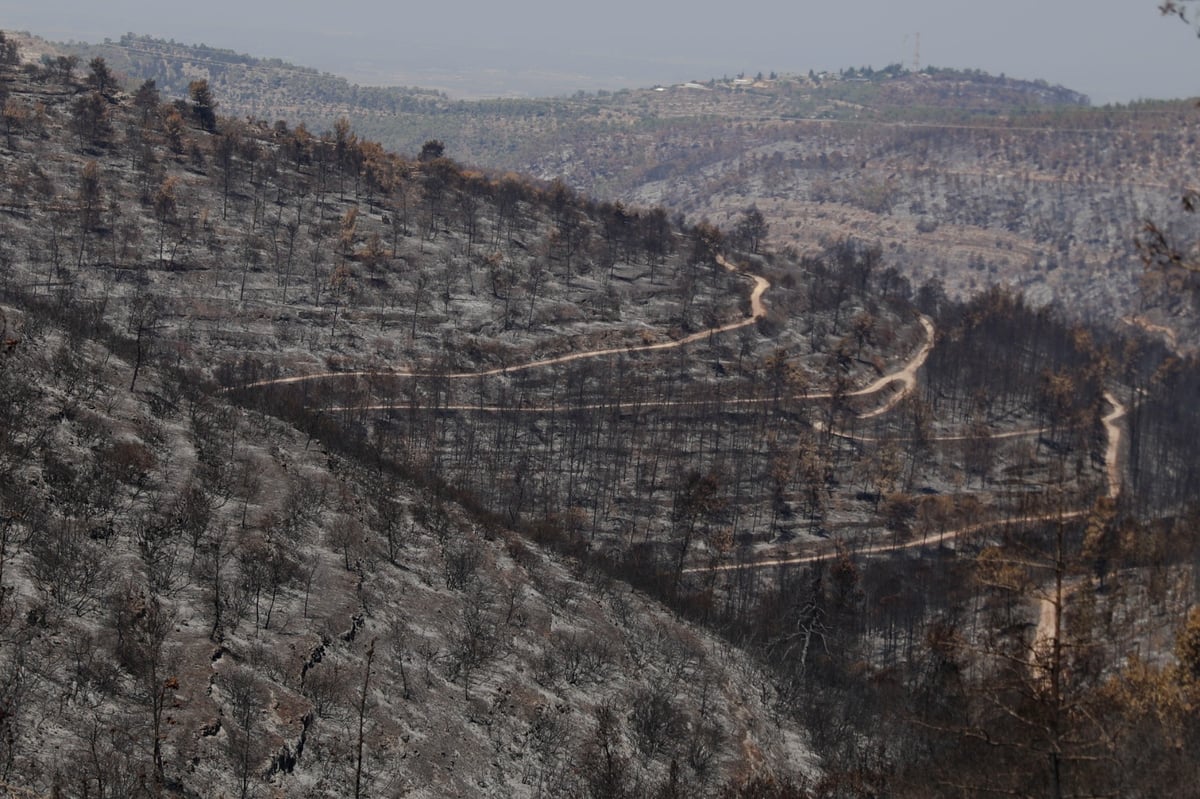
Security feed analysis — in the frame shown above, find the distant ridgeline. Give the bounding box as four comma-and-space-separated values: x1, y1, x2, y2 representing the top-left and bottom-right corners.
64, 34, 1093, 119
783, 64, 1093, 121
835, 63, 1090, 107
65, 34, 446, 115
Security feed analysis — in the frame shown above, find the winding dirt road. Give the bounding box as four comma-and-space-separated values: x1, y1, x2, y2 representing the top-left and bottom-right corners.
1122, 315, 1179, 351
237, 245, 1122, 589
1028, 390, 1127, 669
1101, 391, 1125, 502
820, 425, 1058, 445
235, 255, 768, 390
690, 391, 1128, 576
236, 244, 1130, 662
681, 510, 1091, 575
244, 254, 936, 420
851, 315, 936, 419
321, 315, 933, 415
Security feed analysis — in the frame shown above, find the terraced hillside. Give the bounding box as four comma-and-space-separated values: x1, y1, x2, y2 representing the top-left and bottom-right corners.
42, 32, 1200, 346
3, 29, 1200, 798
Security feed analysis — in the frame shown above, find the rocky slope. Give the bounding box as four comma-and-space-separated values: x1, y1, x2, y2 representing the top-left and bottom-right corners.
0, 37, 826, 797
44, 31, 1200, 345
4, 28, 1200, 799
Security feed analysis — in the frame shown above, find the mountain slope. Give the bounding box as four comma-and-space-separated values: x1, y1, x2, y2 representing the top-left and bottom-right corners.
3, 28, 1200, 799
0, 35, 823, 798
53, 31, 1200, 345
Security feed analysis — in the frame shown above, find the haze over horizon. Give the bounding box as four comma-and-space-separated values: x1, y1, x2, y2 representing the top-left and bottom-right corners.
1, 0, 1198, 103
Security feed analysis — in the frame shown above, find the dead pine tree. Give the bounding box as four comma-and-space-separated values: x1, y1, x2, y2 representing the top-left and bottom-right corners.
355, 637, 376, 799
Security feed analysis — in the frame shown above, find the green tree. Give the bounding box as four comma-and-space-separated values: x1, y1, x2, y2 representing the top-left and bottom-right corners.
418, 138, 445, 162
71, 91, 111, 149
133, 79, 160, 124
51, 54, 78, 83
188, 79, 217, 132
86, 56, 115, 97
733, 205, 769, 254
0, 30, 19, 65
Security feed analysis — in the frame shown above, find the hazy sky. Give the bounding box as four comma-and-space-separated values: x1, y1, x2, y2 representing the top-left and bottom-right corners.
2, 1, 1198, 102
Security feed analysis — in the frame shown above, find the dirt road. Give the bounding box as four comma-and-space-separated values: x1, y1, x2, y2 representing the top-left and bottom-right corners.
1027, 390, 1127, 672
235, 255, 769, 391
692, 392, 1127, 575
246, 255, 936, 421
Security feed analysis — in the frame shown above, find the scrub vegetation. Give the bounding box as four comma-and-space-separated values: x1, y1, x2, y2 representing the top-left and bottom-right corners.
0, 29, 1198, 797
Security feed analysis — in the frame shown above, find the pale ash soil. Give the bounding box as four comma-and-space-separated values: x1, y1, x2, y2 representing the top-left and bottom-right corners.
236, 255, 770, 392
0, 61, 834, 795
256, 257, 931, 416
701, 391, 1127, 575
0, 316, 819, 797
1028, 391, 1128, 675
34, 32, 1200, 341
0, 49, 1154, 796
245, 238, 1117, 678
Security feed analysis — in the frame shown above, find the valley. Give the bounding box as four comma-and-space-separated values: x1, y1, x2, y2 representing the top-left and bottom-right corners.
0, 26, 1198, 799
